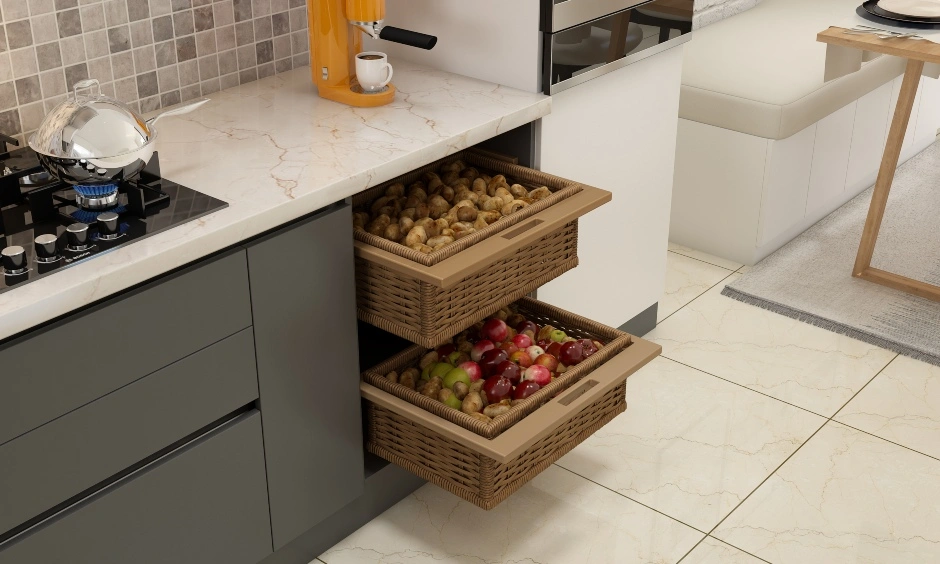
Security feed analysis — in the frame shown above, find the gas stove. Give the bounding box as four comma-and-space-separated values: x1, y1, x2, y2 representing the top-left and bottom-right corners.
0, 144, 227, 295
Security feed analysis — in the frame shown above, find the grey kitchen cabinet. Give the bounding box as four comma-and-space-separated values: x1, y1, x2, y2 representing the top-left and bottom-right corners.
246, 202, 365, 549
0, 411, 272, 564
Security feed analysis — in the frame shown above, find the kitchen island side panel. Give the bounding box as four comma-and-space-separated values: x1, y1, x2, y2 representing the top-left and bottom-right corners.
246, 203, 365, 549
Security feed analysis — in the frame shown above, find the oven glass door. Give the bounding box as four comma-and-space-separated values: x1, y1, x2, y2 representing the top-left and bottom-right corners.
544, 0, 693, 94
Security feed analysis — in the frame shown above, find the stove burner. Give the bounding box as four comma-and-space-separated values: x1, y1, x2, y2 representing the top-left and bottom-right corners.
73, 184, 119, 210
70, 205, 127, 225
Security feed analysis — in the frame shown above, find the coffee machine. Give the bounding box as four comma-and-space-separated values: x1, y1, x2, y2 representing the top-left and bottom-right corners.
307, 0, 437, 107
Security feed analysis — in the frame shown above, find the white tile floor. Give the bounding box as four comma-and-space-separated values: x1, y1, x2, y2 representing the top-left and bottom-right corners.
318, 246, 940, 564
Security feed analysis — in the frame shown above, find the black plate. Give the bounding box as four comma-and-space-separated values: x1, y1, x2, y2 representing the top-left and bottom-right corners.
859, 0, 940, 29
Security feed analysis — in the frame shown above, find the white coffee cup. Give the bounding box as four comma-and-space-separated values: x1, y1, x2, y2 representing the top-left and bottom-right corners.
355, 51, 394, 92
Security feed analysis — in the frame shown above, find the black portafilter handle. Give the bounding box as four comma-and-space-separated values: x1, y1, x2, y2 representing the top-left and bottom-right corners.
379, 26, 437, 50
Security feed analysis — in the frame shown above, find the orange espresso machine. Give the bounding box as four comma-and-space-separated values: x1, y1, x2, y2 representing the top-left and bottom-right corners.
307, 0, 437, 107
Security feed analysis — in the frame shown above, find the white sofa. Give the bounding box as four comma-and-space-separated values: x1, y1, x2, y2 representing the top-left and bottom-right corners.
670, 0, 940, 265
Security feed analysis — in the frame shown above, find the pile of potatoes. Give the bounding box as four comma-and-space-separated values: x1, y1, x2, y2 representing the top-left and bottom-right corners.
353, 159, 553, 254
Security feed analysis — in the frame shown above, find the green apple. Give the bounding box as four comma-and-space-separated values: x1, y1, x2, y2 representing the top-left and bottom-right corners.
443, 368, 472, 390
549, 329, 567, 342
430, 362, 455, 380
443, 392, 462, 409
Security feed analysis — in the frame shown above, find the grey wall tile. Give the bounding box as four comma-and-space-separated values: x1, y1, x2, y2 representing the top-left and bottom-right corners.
54, 0, 77, 11
98, 82, 115, 99
0, 108, 22, 136
19, 100, 43, 129
212, 0, 231, 26
60, 35, 85, 65
218, 70, 236, 89
128, 0, 149, 21
271, 11, 286, 36
0, 80, 14, 109
136, 68, 155, 96
155, 63, 175, 89
151, 14, 171, 41
149, 0, 170, 17
107, 24, 129, 52
10, 46, 36, 77
192, 0, 209, 7
130, 19, 151, 46
35, 41, 61, 70
14, 74, 40, 103
39, 67, 64, 95
193, 4, 211, 31
236, 65, 253, 84
63, 61, 86, 85
1, 0, 29, 21
159, 88, 178, 106
254, 36, 268, 63
153, 37, 174, 65
252, 15, 269, 40
217, 46, 233, 73
31, 13, 59, 43
232, 0, 248, 22
176, 54, 195, 83
250, 0, 267, 17
270, 0, 285, 14
103, 0, 127, 26
29, 0, 54, 15
79, 4, 104, 31
288, 28, 303, 53
215, 22, 232, 49
86, 54, 110, 81
6, 20, 32, 49
113, 74, 136, 101
110, 48, 133, 77
132, 44, 154, 71
42, 92, 65, 113
170, 0, 188, 11
139, 92, 158, 111
0, 27, 7, 53
271, 33, 286, 59
179, 81, 198, 100
56, 8, 82, 37
234, 41, 251, 68
83, 28, 108, 57
172, 9, 192, 35
175, 33, 193, 60
0, 54, 12, 82
194, 28, 213, 55
288, 6, 302, 31
256, 60, 271, 78
199, 75, 217, 93
290, 50, 304, 67
196, 51, 214, 78
287, 0, 300, 9
273, 56, 288, 73
233, 18, 249, 45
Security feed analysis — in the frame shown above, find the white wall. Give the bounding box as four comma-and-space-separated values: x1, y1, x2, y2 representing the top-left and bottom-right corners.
694, 0, 763, 29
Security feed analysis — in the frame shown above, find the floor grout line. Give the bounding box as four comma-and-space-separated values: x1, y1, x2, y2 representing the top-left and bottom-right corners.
553, 464, 710, 535
831, 420, 940, 463
656, 270, 739, 326
667, 249, 742, 272
675, 534, 774, 564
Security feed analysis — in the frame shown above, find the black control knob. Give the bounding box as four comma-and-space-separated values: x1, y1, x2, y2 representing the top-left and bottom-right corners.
1, 245, 27, 274
34, 234, 59, 262
97, 212, 120, 240
66, 223, 90, 251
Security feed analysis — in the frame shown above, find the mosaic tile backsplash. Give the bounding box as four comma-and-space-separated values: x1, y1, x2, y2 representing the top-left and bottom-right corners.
0, 0, 310, 142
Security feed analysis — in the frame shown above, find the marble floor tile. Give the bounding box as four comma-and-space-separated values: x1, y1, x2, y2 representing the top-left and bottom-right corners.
713, 422, 940, 564
319, 465, 704, 564
680, 537, 768, 563
835, 355, 940, 460
659, 252, 735, 323
557, 357, 825, 531
647, 275, 897, 416
668, 242, 744, 271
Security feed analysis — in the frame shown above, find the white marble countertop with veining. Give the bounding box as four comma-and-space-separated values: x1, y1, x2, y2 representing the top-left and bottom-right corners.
0, 62, 550, 341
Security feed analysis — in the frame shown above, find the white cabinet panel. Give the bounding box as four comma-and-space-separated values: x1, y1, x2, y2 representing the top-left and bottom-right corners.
913, 76, 940, 150
846, 81, 892, 193
806, 100, 856, 214
537, 46, 684, 328
756, 123, 815, 247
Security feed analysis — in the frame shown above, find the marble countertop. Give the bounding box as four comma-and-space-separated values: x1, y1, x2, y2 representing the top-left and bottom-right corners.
0, 63, 550, 341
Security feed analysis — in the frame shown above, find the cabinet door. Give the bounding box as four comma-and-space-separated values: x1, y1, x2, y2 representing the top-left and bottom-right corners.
0, 412, 272, 564
247, 204, 364, 549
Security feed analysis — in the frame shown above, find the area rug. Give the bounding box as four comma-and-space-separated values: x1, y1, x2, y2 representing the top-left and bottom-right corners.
722, 141, 940, 366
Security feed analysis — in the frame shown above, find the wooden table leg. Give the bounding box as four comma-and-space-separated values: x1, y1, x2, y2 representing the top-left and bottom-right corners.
853, 58, 924, 276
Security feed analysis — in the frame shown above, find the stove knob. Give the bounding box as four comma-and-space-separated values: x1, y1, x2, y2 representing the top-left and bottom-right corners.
97, 212, 119, 239
1, 245, 27, 274
34, 234, 59, 262
66, 223, 90, 250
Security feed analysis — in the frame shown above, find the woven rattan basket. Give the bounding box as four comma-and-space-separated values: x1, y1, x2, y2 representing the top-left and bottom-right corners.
362, 297, 633, 439
361, 331, 661, 510
353, 152, 611, 348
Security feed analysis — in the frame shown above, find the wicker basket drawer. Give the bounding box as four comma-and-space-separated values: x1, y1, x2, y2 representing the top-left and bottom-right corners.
353, 150, 611, 348
361, 306, 660, 510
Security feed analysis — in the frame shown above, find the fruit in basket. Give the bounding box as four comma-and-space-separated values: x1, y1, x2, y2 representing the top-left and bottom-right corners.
496, 360, 522, 385
579, 339, 599, 358
458, 361, 483, 382
481, 318, 509, 343
559, 341, 584, 366
537, 325, 555, 342
550, 329, 567, 343
438, 388, 463, 409
399, 368, 419, 390
461, 391, 484, 414
436, 343, 456, 358
453, 381, 470, 400
483, 400, 512, 418
470, 340, 496, 362
482, 375, 513, 403
430, 362, 455, 380
480, 349, 509, 377
508, 350, 533, 369
516, 320, 538, 339
419, 351, 439, 369
534, 353, 559, 373
513, 380, 541, 401
512, 333, 533, 350
506, 313, 526, 329
443, 367, 473, 390
523, 365, 552, 386
525, 345, 545, 361
421, 376, 443, 399
499, 341, 519, 355
545, 341, 563, 358
447, 351, 470, 366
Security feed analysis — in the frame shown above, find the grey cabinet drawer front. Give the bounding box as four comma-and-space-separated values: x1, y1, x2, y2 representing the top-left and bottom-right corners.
0, 250, 252, 445
0, 327, 259, 536
247, 204, 364, 548
0, 411, 272, 564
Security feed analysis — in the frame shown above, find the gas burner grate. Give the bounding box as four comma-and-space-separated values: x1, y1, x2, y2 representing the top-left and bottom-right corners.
73, 184, 119, 198
69, 205, 127, 224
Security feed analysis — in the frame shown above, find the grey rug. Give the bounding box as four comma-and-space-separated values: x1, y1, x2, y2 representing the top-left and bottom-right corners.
722, 141, 940, 366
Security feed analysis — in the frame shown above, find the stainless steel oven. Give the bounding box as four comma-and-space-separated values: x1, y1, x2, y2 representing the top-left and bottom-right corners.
541, 0, 694, 94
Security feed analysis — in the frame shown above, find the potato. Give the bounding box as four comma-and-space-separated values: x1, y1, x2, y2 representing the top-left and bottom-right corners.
385, 183, 405, 198
385, 371, 399, 384
428, 195, 450, 219
472, 178, 487, 194
509, 184, 528, 198
366, 214, 391, 236
461, 391, 484, 414
404, 225, 428, 247
478, 210, 501, 224
461, 167, 480, 180
419, 350, 439, 369
452, 381, 470, 400
399, 217, 415, 234
481, 197, 503, 212
528, 186, 552, 200
501, 200, 528, 216
400, 207, 417, 221
399, 368, 418, 390
383, 223, 402, 242
456, 205, 478, 222
483, 401, 512, 418
440, 185, 455, 203
411, 243, 433, 254
494, 186, 514, 206
427, 235, 455, 248
414, 203, 431, 219
454, 227, 476, 239
370, 196, 392, 215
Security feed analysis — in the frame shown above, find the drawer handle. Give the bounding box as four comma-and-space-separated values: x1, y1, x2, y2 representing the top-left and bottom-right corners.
557, 378, 599, 406
501, 219, 543, 240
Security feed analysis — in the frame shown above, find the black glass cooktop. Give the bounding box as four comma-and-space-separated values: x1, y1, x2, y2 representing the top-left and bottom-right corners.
0, 147, 227, 295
